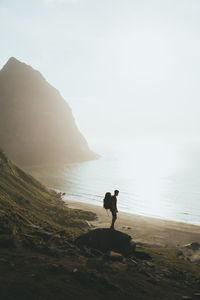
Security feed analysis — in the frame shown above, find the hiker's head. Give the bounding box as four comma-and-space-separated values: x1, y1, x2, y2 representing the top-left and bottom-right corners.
114, 190, 119, 196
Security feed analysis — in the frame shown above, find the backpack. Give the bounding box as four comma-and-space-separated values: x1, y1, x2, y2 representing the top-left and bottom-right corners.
103, 192, 112, 209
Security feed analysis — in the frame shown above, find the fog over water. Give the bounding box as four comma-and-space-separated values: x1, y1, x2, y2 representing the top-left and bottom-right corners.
1, 1, 200, 224
28, 137, 200, 225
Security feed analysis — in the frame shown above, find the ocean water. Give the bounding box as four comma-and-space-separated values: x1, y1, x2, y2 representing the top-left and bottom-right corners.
28, 138, 200, 226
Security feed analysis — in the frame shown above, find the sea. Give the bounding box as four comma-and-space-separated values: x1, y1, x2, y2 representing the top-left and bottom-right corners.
27, 137, 200, 226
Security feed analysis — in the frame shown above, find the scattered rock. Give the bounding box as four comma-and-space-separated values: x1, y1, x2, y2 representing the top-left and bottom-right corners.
177, 250, 183, 256
180, 242, 200, 264
109, 251, 124, 262
187, 242, 200, 251
145, 261, 155, 268
134, 251, 152, 261
122, 226, 132, 230
73, 268, 78, 273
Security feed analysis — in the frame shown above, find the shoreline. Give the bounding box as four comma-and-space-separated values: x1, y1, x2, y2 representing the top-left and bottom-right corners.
65, 199, 200, 248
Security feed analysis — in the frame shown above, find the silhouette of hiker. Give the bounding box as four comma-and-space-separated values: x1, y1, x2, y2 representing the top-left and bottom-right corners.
110, 190, 119, 229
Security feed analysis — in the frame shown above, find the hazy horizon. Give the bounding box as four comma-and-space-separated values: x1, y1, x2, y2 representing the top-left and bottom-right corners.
1, 0, 200, 147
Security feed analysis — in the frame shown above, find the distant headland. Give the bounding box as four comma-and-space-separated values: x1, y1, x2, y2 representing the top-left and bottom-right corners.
0, 57, 99, 167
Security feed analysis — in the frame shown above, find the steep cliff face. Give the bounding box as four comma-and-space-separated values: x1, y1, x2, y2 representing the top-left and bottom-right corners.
0, 57, 98, 166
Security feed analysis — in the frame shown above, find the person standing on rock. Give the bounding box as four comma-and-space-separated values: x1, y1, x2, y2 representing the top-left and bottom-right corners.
110, 190, 119, 229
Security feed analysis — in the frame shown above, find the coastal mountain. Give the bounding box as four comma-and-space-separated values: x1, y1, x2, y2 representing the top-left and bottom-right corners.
0, 57, 98, 166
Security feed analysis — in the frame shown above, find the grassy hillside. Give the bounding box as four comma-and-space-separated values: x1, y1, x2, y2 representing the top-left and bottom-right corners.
0, 149, 200, 300
0, 149, 95, 249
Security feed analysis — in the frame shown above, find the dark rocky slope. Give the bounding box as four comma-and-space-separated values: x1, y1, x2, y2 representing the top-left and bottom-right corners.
0, 57, 98, 166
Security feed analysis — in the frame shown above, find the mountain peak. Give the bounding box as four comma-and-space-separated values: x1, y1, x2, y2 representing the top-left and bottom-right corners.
1, 57, 32, 74
7, 56, 20, 63
4, 56, 22, 67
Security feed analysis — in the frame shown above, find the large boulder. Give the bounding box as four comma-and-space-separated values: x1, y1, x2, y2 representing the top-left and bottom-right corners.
75, 228, 136, 256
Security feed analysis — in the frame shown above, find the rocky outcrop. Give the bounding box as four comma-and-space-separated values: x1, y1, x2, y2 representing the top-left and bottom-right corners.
179, 242, 200, 265
75, 228, 136, 256
0, 57, 98, 166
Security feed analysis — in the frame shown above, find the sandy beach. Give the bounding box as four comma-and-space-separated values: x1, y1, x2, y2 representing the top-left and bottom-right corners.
65, 199, 200, 248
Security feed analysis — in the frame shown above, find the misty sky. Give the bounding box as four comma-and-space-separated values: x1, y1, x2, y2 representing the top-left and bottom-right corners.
0, 0, 200, 143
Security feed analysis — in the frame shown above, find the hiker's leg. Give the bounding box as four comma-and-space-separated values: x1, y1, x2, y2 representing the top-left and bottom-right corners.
111, 215, 116, 228
110, 212, 117, 229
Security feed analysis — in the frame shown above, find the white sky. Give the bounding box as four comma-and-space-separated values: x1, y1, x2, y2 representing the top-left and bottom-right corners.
0, 0, 200, 143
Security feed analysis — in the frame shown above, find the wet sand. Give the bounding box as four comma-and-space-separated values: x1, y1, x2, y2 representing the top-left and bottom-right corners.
65, 199, 200, 247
